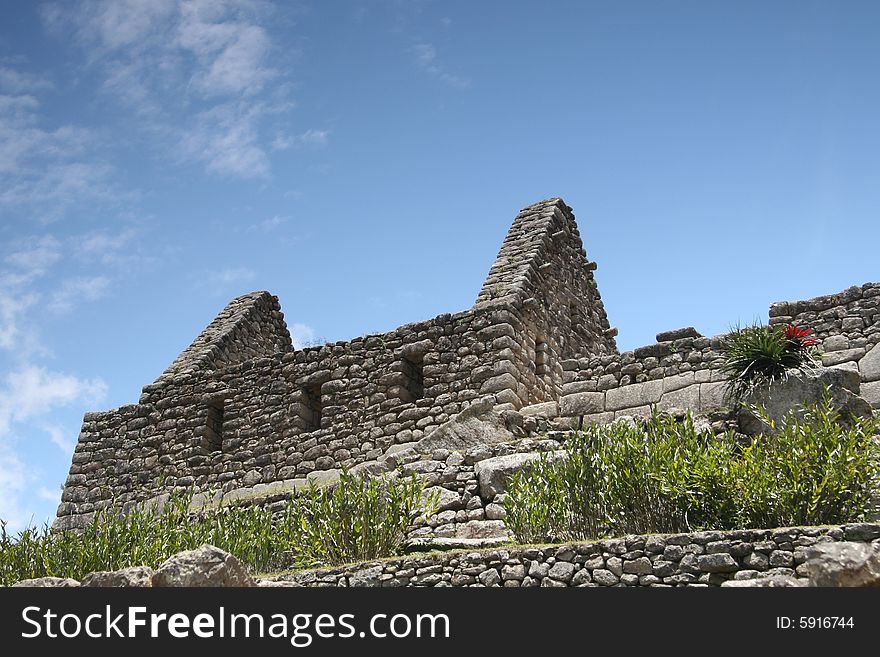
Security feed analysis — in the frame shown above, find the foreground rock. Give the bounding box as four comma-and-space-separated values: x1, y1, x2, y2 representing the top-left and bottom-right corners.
738, 369, 873, 435
803, 541, 880, 587
12, 577, 80, 587
151, 545, 255, 587
81, 566, 155, 587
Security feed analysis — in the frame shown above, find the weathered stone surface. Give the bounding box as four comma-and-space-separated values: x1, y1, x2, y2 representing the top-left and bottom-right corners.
423, 486, 461, 512
721, 576, 804, 587
416, 399, 515, 453
804, 541, 880, 587
737, 369, 872, 436
13, 577, 80, 587
81, 566, 155, 587
454, 520, 509, 539
698, 382, 728, 410
859, 343, 880, 383
559, 392, 604, 416
519, 401, 559, 418
152, 545, 255, 587
822, 348, 865, 367
548, 561, 577, 582
697, 553, 739, 573
656, 327, 701, 342
658, 384, 700, 411
349, 565, 383, 587
606, 380, 663, 411
474, 451, 564, 499
862, 381, 880, 408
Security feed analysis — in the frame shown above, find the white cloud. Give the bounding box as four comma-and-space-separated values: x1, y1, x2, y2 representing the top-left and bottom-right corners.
176, 1, 275, 97
0, 67, 53, 94
0, 365, 107, 437
48, 276, 111, 314
0, 290, 39, 352
42, 424, 75, 454
180, 101, 271, 178
252, 215, 289, 231
4, 236, 62, 276
411, 42, 469, 89
41, 0, 296, 180
272, 129, 330, 151
0, 443, 30, 531
289, 322, 319, 349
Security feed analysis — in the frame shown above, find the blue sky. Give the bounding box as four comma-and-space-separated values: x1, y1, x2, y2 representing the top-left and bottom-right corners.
1, 0, 879, 531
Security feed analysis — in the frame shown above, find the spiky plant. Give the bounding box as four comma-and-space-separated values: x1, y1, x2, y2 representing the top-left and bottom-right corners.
720, 323, 819, 402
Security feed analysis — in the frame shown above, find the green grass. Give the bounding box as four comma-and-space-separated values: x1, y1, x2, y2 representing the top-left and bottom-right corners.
0, 470, 433, 586
505, 398, 880, 544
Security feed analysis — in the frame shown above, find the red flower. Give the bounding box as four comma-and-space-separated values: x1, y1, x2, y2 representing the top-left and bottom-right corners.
784, 324, 818, 348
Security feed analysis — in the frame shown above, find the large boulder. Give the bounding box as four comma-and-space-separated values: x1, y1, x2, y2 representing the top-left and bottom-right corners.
804, 541, 880, 587
81, 566, 155, 587
151, 545, 255, 587
12, 577, 80, 587
737, 369, 873, 435
474, 451, 565, 499
415, 398, 519, 453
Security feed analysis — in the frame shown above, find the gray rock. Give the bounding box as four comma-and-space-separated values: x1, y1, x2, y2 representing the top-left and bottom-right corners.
622, 557, 654, 575
697, 553, 739, 573
415, 399, 516, 453
13, 577, 80, 587
859, 343, 880, 383
423, 486, 461, 512
559, 392, 605, 416
738, 369, 873, 436
474, 451, 564, 499
349, 565, 384, 587
548, 561, 577, 582
592, 569, 619, 586
721, 576, 804, 587
152, 545, 255, 587
501, 564, 526, 581
405, 537, 508, 552
804, 541, 880, 587
454, 520, 509, 539
656, 327, 701, 342
478, 569, 501, 586
81, 566, 155, 587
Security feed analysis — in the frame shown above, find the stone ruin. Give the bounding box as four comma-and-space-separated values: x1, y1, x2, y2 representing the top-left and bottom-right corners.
55, 197, 880, 537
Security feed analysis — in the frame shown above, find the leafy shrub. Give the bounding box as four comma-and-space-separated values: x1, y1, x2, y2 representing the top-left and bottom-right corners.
720, 323, 819, 402
505, 398, 879, 543
0, 470, 435, 585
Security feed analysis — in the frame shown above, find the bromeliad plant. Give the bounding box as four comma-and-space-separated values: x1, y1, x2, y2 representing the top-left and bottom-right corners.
720, 322, 820, 402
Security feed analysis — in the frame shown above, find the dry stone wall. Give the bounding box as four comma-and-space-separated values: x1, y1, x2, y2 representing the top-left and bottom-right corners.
55, 196, 880, 531
270, 523, 880, 588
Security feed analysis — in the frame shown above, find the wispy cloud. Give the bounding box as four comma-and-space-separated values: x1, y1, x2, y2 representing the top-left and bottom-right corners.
412, 42, 469, 89
290, 322, 320, 349
0, 67, 54, 94
250, 214, 289, 232
194, 266, 256, 296
272, 129, 330, 151
41, 0, 302, 180
48, 276, 111, 314
0, 365, 107, 438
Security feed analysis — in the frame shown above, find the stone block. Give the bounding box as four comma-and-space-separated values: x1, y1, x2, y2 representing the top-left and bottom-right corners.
559, 392, 605, 416
698, 382, 728, 410
859, 343, 880, 382
822, 348, 865, 367
861, 381, 880, 408
605, 379, 663, 411
658, 384, 700, 412
519, 401, 560, 418
662, 372, 695, 393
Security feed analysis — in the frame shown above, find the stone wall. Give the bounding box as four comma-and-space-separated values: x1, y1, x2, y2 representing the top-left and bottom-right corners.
56, 199, 619, 530
269, 523, 880, 587
770, 282, 880, 407
55, 195, 880, 531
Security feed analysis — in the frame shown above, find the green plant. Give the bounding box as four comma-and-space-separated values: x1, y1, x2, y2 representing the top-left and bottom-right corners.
504, 399, 879, 543
282, 470, 437, 566
0, 470, 437, 584
720, 323, 819, 402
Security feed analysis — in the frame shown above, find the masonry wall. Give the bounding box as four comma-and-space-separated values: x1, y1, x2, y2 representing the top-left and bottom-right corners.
271, 523, 880, 587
